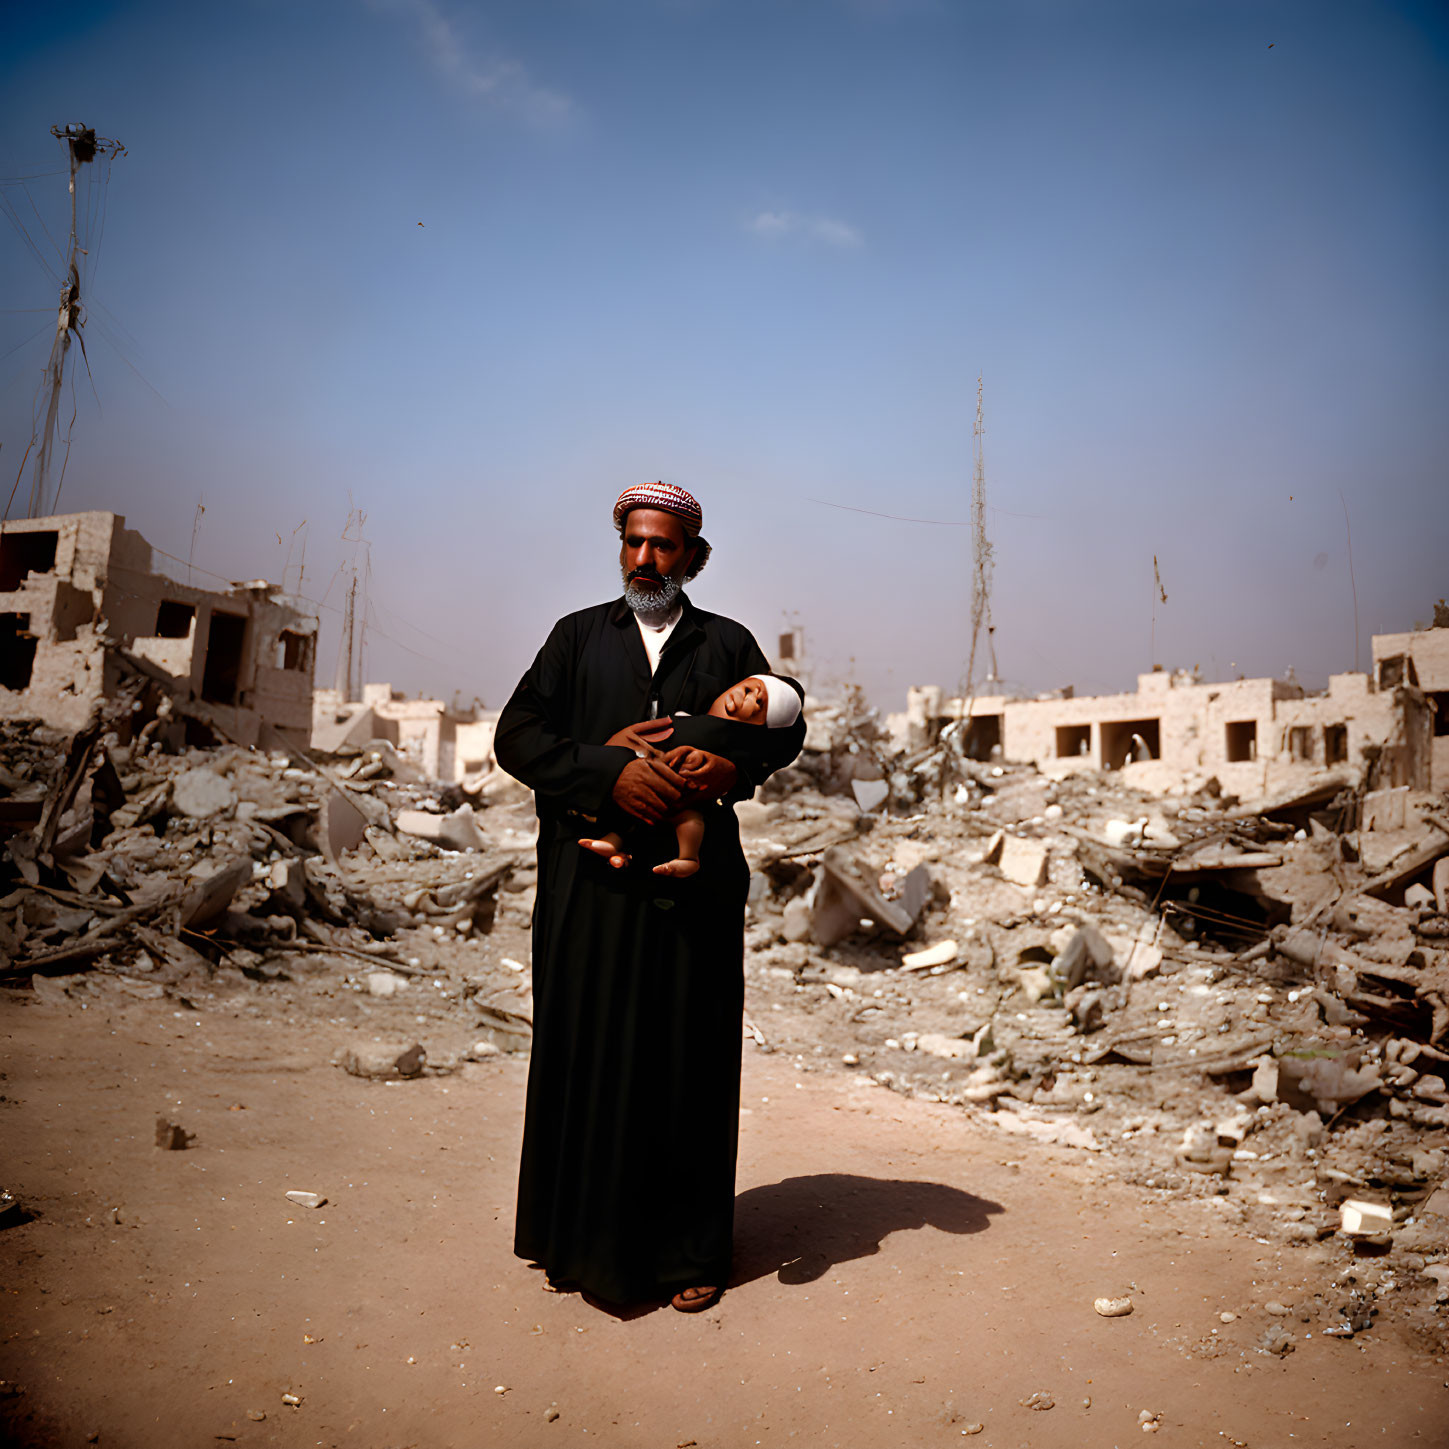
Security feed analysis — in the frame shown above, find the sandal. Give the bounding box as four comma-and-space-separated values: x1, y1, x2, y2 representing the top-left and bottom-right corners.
670, 1285, 721, 1312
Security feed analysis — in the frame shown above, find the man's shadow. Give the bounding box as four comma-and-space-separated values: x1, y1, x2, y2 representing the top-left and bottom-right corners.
730, 1173, 1003, 1289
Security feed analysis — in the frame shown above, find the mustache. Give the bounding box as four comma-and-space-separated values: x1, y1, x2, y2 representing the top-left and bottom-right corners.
627, 566, 664, 584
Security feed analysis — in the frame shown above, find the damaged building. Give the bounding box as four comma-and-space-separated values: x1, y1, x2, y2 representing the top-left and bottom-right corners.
896, 629, 1443, 796
312, 683, 498, 783
0, 511, 317, 749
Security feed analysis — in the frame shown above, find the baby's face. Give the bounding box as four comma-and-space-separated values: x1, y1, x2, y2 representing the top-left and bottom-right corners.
728, 677, 767, 722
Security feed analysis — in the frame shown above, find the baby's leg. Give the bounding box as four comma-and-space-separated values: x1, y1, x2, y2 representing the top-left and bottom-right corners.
653, 810, 705, 878
579, 830, 631, 869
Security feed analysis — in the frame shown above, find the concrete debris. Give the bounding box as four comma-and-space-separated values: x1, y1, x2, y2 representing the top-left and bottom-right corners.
1093, 1296, 1133, 1316
395, 805, 488, 853
998, 835, 1049, 888
901, 939, 959, 971
154, 1118, 192, 1150
1339, 1199, 1393, 1237
339, 1042, 426, 1079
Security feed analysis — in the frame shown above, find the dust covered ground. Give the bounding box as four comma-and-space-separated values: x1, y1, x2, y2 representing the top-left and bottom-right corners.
2, 980, 1447, 1449
3, 700, 1449, 1445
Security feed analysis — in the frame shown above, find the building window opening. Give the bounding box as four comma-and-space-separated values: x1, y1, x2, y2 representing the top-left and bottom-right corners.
1378, 654, 1417, 690
1430, 692, 1449, 738
1101, 718, 1160, 770
201, 611, 247, 705
154, 600, 195, 638
1287, 726, 1313, 762
1055, 724, 1092, 759
0, 613, 37, 691
1225, 720, 1258, 762
1324, 723, 1348, 765
0, 530, 59, 592
963, 713, 1003, 761
277, 629, 312, 673
777, 632, 795, 661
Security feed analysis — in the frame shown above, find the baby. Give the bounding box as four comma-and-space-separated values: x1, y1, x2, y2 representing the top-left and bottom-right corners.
579, 675, 780, 878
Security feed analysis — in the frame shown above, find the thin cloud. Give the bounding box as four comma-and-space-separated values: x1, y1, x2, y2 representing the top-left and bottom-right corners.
367, 0, 572, 127
748, 210, 863, 248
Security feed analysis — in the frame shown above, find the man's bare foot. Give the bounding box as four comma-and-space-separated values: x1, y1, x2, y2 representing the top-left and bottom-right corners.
671, 1284, 720, 1312
578, 838, 630, 868
652, 858, 701, 878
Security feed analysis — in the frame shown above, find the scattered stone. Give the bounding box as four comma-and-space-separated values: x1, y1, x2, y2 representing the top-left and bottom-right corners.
1219, 1311, 1237, 1324
901, 939, 958, 971
1339, 1199, 1393, 1237
338, 1042, 426, 1080
1093, 1296, 1133, 1317
284, 1191, 326, 1209
961, 1425, 984, 1436
1259, 1324, 1295, 1356
280, 1392, 301, 1407
545, 1406, 560, 1422
366, 970, 406, 998
171, 767, 236, 819
246, 1409, 266, 1422
1263, 1301, 1289, 1316
1019, 1391, 1054, 1411
154, 1117, 192, 1150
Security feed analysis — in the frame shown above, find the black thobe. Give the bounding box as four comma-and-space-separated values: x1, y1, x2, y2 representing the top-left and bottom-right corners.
494, 594, 806, 1302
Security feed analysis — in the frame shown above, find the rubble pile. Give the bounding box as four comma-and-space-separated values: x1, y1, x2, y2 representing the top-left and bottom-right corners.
735, 711, 1449, 1349
3, 682, 1448, 1348
0, 697, 538, 1073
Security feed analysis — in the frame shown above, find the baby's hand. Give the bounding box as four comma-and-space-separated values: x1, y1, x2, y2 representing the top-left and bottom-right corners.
664, 745, 710, 777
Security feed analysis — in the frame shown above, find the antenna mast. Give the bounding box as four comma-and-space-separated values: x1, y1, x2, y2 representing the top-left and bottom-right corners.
27, 124, 125, 519
964, 375, 997, 693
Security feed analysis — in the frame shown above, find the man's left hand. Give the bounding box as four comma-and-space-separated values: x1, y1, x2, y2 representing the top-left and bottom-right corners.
664, 747, 736, 800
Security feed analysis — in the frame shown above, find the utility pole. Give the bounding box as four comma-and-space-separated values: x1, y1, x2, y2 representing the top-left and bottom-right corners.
333, 507, 369, 701
334, 569, 357, 701
28, 124, 125, 519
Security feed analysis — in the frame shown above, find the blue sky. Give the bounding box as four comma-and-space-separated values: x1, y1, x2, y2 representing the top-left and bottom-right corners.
2, 0, 1445, 709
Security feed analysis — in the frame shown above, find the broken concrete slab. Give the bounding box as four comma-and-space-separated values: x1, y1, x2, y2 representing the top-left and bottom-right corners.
320, 789, 370, 864
1361, 787, 1410, 832
1053, 923, 1116, 990
180, 857, 252, 930
808, 848, 929, 948
395, 805, 487, 853
998, 835, 1049, 889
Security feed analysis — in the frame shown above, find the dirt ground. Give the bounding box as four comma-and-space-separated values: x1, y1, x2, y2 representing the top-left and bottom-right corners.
3, 981, 1447, 1449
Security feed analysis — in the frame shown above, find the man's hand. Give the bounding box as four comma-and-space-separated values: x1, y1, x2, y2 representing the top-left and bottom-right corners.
664, 747, 737, 801
612, 755, 687, 825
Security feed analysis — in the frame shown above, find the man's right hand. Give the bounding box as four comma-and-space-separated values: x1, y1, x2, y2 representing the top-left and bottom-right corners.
611, 755, 687, 825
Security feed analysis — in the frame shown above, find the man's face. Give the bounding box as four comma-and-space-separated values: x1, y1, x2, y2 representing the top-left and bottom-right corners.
619, 508, 696, 607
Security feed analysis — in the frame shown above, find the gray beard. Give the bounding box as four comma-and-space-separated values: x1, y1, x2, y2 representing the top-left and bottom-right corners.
621, 570, 683, 622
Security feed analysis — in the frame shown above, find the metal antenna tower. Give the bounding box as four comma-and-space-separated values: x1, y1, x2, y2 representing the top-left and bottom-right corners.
964, 375, 997, 693
27, 124, 125, 518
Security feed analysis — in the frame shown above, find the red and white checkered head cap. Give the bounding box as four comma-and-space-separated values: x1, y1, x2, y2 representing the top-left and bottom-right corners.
612, 482, 703, 537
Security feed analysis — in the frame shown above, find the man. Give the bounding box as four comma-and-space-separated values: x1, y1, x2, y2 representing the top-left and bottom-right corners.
494, 483, 805, 1311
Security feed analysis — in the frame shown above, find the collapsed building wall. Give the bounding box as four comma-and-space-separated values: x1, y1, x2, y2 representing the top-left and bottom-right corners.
0, 511, 317, 748
1375, 627, 1449, 789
